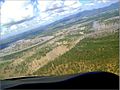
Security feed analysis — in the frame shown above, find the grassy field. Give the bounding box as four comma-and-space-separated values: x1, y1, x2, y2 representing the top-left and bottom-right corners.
33, 31, 119, 76
0, 44, 54, 79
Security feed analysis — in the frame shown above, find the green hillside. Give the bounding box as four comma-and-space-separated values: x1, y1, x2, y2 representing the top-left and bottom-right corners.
33, 31, 119, 76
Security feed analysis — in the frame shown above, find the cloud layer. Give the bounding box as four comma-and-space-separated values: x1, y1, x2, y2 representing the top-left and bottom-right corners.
1, 0, 118, 25
0, 0, 118, 37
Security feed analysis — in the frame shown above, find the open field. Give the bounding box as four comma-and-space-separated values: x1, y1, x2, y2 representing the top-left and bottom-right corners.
33, 31, 119, 76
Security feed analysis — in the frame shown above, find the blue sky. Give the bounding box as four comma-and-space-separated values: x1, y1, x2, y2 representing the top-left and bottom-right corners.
0, 0, 119, 37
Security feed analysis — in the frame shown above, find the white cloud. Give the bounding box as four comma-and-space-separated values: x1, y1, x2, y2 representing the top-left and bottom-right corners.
97, 0, 110, 3
85, 3, 94, 6
1, 0, 33, 24
38, 0, 82, 23
1, 0, 82, 25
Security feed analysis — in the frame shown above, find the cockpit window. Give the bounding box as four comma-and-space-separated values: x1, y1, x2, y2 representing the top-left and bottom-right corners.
0, 0, 119, 80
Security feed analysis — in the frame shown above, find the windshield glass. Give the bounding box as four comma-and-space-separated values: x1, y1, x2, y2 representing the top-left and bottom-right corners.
0, 0, 119, 80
